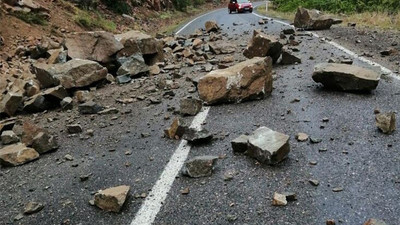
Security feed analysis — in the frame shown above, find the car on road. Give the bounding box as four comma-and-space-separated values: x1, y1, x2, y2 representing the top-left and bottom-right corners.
228, 0, 253, 13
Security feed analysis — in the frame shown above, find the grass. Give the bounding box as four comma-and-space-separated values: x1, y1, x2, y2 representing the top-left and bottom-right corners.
256, 5, 400, 31
157, 6, 203, 35
11, 11, 48, 25
74, 10, 116, 32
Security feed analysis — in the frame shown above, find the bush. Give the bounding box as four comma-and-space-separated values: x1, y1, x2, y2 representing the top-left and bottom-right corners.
172, 0, 191, 11
101, 0, 132, 14
74, 10, 116, 31
12, 11, 48, 25
272, 0, 400, 13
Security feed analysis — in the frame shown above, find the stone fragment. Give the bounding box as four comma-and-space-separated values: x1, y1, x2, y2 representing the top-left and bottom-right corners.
205, 21, 219, 33
78, 101, 104, 114
294, 7, 334, 30
363, 219, 387, 225
182, 155, 218, 178
272, 192, 287, 206
198, 57, 272, 105
0, 143, 39, 166
247, 127, 290, 165
326, 219, 336, 225
243, 30, 283, 63
75, 90, 93, 103
65, 31, 123, 63
67, 124, 83, 134
231, 135, 249, 153
209, 41, 236, 55
312, 63, 380, 91
282, 28, 295, 35
12, 120, 43, 146
280, 50, 301, 65
23, 94, 52, 113
32, 59, 108, 89
32, 132, 58, 154
98, 108, 119, 115
24, 202, 44, 215
182, 128, 213, 145
375, 112, 396, 134
60, 97, 73, 110
1, 130, 20, 145
180, 98, 202, 116
116, 75, 132, 84
0, 92, 23, 116
295, 132, 308, 142
94, 185, 130, 212
164, 118, 186, 139
309, 179, 319, 186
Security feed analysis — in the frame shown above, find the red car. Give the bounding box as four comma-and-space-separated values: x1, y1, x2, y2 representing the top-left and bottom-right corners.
228, 0, 253, 13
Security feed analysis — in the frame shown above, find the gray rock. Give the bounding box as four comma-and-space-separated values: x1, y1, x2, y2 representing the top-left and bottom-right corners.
116, 74, 132, 84
312, 63, 380, 91
1, 130, 20, 145
180, 98, 203, 116
231, 134, 249, 153
182, 155, 218, 178
375, 112, 396, 134
78, 101, 104, 114
117, 54, 149, 77
182, 128, 213, 145
94, 185, 130, 212
60, 97, 73, 110
280, 50, 301, 65
247, 127, 290, 165
23, 94, 52, 113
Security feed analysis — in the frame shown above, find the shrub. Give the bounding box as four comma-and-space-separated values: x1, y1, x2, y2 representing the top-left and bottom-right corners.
11, 11, 48, 25
74, 10, 116, 31
101, 0, 132, 14
172, 0, 191, 11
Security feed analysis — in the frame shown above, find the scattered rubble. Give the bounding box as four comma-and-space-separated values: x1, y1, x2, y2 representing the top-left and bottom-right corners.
375, 112, 396, 134
182, 155, 218, 178
94, 185, 130, 212
312, 63, 380, 91
198, 57, 273, 104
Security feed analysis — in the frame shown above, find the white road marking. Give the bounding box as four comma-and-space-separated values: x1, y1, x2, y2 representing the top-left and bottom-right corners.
130, 107, 210, 225
252, 11, 399, 80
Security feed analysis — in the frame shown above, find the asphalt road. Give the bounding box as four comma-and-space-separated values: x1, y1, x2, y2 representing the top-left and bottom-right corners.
1, 3, 399, 225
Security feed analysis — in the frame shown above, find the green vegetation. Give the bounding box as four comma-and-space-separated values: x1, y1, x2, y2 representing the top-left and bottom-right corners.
101, 0, 132, 14
272, 0, 400, 14
74, 10, 116, 31
12, 11, 48, 25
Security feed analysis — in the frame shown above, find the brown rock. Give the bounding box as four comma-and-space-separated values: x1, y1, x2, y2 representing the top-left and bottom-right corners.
164, 118, 186, 139
12, 120, 44, 146
296, 132, 309, 142
243, 30, 283, 63
94, 185, 130, 212
280, 49, 301, 65
375, 112, 396, 134
0, 143, 39, 166
32, 132, 59, 154
294, 7, 334, 30
209, 41, 236, 55
205, 21, 220, 33
0, 92, 23, 116
198, 57, 273, 105
65, 31, 123, 63
272, 192, 287, 206
363, 218, 387, 225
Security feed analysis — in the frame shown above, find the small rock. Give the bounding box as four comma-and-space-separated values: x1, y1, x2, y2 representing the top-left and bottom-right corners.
1, 130, 20, 145
32, 132, 59, 154
182, 128, 213, 144
231, 134, 249, 153
182, 155, 218, 178
24, 202, 44, 215
180, 187, 190, 195
67, 124, 82, 134
94, 185, 130, 212
60, 97, 73, 110
310, 137, 322, 143
363, 218, 387, 225
164, 118, 186, 139
295, 132, 308, 142
180, 98, 203, 116
272, 192, 287, 206
0, 143, 39, 166
78, 101, 104, 114
326, 219, 336, 225
375, 112, 396, 134
309, 179, 319, 186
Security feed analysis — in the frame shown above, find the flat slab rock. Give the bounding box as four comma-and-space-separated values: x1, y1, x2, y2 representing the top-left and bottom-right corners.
312, 63, 380, 91
198, 57, 273, 105
247, 127, 290, 165
0, 143, 39, 166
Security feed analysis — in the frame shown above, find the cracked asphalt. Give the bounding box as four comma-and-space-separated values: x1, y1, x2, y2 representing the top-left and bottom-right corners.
1, 3, 400, 225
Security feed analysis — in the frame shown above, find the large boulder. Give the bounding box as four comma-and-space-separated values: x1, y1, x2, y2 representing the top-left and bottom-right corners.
116, 54, 149, 76
205, 21, 220, 33
32, 59, 108, 89
198, 57, 273, 105
247, 127, 290, 165
0, 143, 39, 166
243, 30, 283, 63
115, 30, 164, 65
294, 7, 334, 30
312, 63, 380, 91
65, 31, 123, 64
